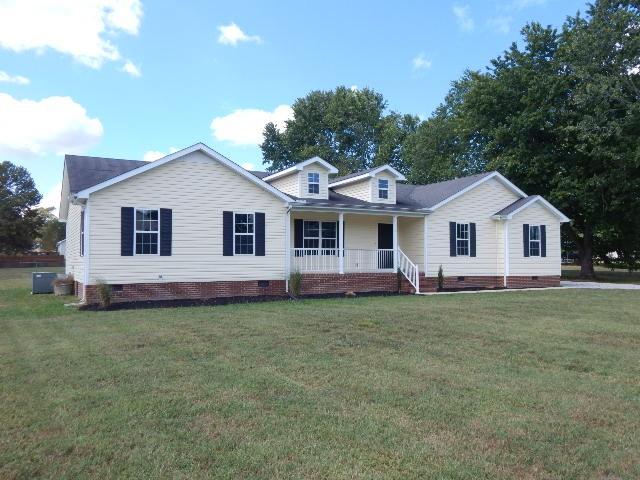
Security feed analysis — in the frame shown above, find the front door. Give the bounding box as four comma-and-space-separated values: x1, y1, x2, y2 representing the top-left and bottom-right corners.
377, 223, 394, 269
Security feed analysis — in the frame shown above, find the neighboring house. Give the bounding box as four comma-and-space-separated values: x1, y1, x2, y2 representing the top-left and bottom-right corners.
59, 143, 570, 304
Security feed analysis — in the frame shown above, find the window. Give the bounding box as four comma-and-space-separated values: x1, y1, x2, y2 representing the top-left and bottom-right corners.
378, 179, 389, 199
234, 213, 254, 255
303, 220, 337, 254
80, 210, 85, 257
308, 172, 320, 194
456, 223, 469, 256
529, 225, 541, 256
135, 209, 159, 254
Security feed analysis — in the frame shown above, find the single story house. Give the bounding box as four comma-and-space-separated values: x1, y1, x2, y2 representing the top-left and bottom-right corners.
59, 143, 570, 304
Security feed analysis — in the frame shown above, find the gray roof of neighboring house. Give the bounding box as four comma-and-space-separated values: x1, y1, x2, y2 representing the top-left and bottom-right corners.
329, 167, 378, 184
395, 171, 495, 209
65, 155, 147, 193
493, 195, 538, 216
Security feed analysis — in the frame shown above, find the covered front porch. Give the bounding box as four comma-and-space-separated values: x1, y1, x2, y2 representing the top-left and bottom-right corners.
286, 208, 425, 291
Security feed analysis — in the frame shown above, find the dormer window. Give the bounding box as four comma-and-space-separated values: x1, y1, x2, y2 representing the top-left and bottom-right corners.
308, 172, 320, 194
378, 179, 389, 199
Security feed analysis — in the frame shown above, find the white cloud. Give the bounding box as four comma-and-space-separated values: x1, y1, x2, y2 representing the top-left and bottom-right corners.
0, 93, 103, 159
242, 162, 256, 170
0, 0, 143, 68
487, 16, 512, 34
412, 53, 432, 70
143, 147, 178, 162
350, 85, 359, 91
210, 105, 293, 146
453, 4, 475, 32
511, 0, 546, 9
0, 70, 30, 85
38, 181, 62, 217
122, 60, 141, 77
217, 22, 261, 46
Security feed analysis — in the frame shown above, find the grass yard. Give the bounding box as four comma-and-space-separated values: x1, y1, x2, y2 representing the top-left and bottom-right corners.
1, 269, 639, 479
562, 264, 640, 284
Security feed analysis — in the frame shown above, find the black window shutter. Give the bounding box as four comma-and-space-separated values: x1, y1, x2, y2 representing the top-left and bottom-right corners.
294, 219, 303, 248
80, 209, 85, 257
523, 223, 530, 257
255, 212, 265, 256
449, 222, 457, 257
160, 208, 172, 256
470, 222, 477, 257
541, 225, 547, 257
121, 207, 134, 256
223, 211, 233, 256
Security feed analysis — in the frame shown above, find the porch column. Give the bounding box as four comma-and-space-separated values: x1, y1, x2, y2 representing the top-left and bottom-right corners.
338, 212, 344, 274
423, 215, 428, 277
503, 220, 509, 287
285, 208, 291, 292
392, 215, 398, 271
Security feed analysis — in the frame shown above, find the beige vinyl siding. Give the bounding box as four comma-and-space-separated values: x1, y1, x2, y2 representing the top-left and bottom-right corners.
299, 164, 329, 199
65, 203, 84, 280
333, 178, 372, 202
269, 173, 299, 197
426, 178, 520, 276
508, 202, 561, 276
372, 172, 396, 204
398, 217, 424, 272
87, 151, 288, 284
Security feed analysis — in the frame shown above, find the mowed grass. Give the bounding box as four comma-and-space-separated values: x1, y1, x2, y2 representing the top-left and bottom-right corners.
562, 264, 640, 284
1, 269, 639, 479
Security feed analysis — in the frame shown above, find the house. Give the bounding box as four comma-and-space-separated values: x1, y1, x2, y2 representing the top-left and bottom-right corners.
59, 143, 570, 304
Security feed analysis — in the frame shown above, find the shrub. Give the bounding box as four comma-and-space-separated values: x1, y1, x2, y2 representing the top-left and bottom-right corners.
289, 270, 302, 298
437, 265, 444, 291
96, 281, 112, 308
52, 274, 74, 287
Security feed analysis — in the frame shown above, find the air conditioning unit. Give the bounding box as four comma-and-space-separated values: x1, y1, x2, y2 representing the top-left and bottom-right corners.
32, 272, 58, 294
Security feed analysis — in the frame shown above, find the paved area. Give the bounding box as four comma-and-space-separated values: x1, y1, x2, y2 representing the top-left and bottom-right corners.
561, 281, 640, 290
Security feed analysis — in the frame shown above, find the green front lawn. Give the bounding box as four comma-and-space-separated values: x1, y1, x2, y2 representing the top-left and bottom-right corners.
1, 268, 639, 479
562, 264, 640, 284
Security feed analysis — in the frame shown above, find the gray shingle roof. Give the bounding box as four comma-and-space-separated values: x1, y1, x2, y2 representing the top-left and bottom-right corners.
249, 171, 270, 179
493, 195, 537, 216
290, 191, 423, 212
65, 155, 147, 193
395, 172, 495, 209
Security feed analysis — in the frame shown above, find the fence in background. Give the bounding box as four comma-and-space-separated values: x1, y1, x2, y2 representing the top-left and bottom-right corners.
0, 255, 64, 268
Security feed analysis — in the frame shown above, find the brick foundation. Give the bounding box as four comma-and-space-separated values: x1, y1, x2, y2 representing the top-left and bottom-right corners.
420, 275, 560, 292
299, 273, 414, 296
505, 275, 560, 289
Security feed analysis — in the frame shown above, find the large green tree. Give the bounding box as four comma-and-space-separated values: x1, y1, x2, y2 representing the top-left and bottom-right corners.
0, 161, 43, 254
405, 0, 640, 277
261, 86, 419, 175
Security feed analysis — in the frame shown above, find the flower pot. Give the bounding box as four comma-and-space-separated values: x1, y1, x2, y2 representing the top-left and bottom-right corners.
53, 282, 73, 296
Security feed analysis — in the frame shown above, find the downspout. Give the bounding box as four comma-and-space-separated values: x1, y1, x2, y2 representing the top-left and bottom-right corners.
423, 215, 428, 278
81, 197, 91, 303
503, 220, 509, 288
285, 206, 291, 292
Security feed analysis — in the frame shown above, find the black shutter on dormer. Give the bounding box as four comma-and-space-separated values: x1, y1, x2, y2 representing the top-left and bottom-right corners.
255, 212, 265, 256
159, 208, 172, 256
223, 211, 233, 256
541, 225, 547, 257
121, 207, 134, 256
470, 222, 476, 257
523, 224, 530, 257
449, 222, 457, 257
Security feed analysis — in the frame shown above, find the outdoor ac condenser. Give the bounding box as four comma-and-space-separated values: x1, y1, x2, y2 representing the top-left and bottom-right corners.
32, 272, 58, 294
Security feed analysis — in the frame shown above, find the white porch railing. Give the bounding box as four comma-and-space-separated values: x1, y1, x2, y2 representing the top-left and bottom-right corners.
291, 249, 394, 273
398, 248, 420, 293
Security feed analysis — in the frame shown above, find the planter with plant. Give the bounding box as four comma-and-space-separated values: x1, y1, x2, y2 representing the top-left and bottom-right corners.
52, 274, 74, 296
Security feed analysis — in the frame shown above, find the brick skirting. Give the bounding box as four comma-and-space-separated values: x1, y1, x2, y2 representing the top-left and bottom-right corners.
420, 275, 560, 292
299, 273, 414, 296
506, 275, 560, 289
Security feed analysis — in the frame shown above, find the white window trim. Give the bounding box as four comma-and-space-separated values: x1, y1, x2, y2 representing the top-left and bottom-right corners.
302, 220, 337, 253
456, 222, 470, 256
307, 172, 320, 195
234, 212, 255, 256
133, 207, 160, 256
378, 179, 389, 199
529, 225, 541, 257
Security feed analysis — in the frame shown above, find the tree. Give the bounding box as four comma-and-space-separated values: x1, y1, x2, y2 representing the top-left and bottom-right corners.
0, 161, 43, 254
35, 207, 65, 252
406, 0, 640, 277
261, 86, 419, 175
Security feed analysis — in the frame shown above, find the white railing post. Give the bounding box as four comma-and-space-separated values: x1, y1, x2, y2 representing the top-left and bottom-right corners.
339, 212, 344, 274
392, 215, 398, 272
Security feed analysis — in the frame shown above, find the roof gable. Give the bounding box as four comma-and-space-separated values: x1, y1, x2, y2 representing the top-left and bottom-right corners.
262, 156, 338, 182
493, 195, 570, 222
73, 143, 293, 203
329, 165, 406, 187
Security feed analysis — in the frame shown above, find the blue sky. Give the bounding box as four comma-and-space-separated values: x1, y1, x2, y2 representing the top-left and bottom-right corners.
0, 0, 587, 214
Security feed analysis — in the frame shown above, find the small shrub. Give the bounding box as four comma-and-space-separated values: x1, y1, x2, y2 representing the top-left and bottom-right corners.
437, 265, 444, 291
289, 270, 302, 298
52, 274, 74, 287
96, 281, 112, 308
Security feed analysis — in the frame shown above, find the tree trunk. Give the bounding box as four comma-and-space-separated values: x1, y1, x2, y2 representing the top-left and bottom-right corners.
577, 224, 595, 278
